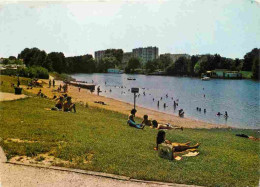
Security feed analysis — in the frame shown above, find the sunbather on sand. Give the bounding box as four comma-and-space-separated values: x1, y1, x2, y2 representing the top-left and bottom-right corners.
63, 97, 76, 113
127, 109, 145, 129
151, 120, 183, 131
154, 130, 200, 151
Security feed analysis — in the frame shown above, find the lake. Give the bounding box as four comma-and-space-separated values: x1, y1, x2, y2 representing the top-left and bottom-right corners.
71, 73, 260, 129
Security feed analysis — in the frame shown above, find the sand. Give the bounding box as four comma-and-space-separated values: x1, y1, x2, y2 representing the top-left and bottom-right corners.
0, 92, 28, 102
21, 77, 230, 129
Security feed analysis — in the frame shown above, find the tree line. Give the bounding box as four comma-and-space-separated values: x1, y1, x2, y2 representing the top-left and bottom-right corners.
16, 48, 125, 74
17, 48, 96, 74
125, 48, 259, 80
3, 47, 259, 80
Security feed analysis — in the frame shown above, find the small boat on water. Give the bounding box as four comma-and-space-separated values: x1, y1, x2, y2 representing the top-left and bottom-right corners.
127, 78, 136, 80
201, 77, 210, 81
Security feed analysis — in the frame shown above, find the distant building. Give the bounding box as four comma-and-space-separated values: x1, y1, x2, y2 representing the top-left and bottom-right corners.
94, 50, 106, 62
132, 46, 159, 64
206, 69, 242, 79
107, 68, 124, 74
122, 52, 132, 67
161, 53, 191, 63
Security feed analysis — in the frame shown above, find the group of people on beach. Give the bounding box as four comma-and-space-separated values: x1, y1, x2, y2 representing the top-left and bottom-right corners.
51, 94, 76, 113
127, 108, 183, 130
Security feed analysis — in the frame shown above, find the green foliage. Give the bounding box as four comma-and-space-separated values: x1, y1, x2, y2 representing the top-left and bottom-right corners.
2, 59, 23, 65
158, 54, 173, 70
66, 55, 95, 73
50, 72, 76, 81
0, 67, 49, 79
145, 60, 157, 73
18, 48, 47, 67
18, 66, 49, 79
0, 75, 29, 93
47, 52, 67, 74
9, 56, 17, 60
174, 57, 190, 75
240, 71, 252, 79
97, 56, 117, 73
166, 62, 175, 75
17, 47, 96, 74
252, 57, 260, 80
243, 48, 260, 71
104, 49, 123, 65
126, 57, 141, 73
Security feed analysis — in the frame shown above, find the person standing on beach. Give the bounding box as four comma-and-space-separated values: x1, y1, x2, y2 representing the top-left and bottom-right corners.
97, 86, 100, 96
17, 77, 20, 87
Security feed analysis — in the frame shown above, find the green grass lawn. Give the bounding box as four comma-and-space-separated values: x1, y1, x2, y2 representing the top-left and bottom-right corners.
0, 75, 259, 186
241, 71, 252, 79
0, 96, 259, 187
0, 75, 31, 94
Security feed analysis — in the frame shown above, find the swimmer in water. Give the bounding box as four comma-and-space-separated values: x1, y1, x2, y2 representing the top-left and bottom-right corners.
224, 111, 228, 118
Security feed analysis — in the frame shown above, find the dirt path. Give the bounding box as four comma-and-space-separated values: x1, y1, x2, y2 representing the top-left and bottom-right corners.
21, 78, 230, 129
0, 147, 199, 187
0, 92, 28, 102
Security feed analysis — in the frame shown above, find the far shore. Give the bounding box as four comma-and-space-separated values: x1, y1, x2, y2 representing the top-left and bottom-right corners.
23, 77, 232, 129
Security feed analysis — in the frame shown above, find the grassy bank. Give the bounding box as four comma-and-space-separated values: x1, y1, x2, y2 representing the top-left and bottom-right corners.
0, 75, 30, 93
50, 72, 75, 81
241, 71, 252, 79
0, 75, 259, 186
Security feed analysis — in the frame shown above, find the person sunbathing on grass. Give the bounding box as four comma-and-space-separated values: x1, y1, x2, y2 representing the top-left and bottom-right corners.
154, 130, 200, 151
141, 115, 153, 126
63, 97, 76, 113
127, 109, 145, 129
51, 96, 64, 111
151, 120, 183, 131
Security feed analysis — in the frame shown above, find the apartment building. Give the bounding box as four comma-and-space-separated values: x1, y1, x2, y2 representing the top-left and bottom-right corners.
132, 46, 159, 64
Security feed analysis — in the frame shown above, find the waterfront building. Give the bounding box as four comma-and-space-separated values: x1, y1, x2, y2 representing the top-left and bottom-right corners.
132, 46, 159, 64
107, 68, 124, 74
206, 69, 242, 79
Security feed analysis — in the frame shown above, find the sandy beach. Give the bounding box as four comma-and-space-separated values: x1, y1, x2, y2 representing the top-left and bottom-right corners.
22, 78, 230, 129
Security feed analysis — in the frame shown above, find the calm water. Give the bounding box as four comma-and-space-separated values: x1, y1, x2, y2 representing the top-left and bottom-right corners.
71, 73, 260, 129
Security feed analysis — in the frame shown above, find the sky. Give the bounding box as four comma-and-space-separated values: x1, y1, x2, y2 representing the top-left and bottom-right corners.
0, 0, 259, 59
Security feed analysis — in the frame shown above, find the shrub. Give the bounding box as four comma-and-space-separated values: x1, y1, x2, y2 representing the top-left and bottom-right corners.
18, 66, 49, 79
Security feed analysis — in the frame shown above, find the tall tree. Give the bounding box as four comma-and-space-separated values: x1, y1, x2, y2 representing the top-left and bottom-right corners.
126, 57, 141, 73
252, 57, 260, 80
47, 52, 67, 73
145, 60, 157, 73
174, 57, 189, 75
243, 48, 260, 71
159, 54, 173, 70
18, 48, 47, 67
189, 55, 200, 75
